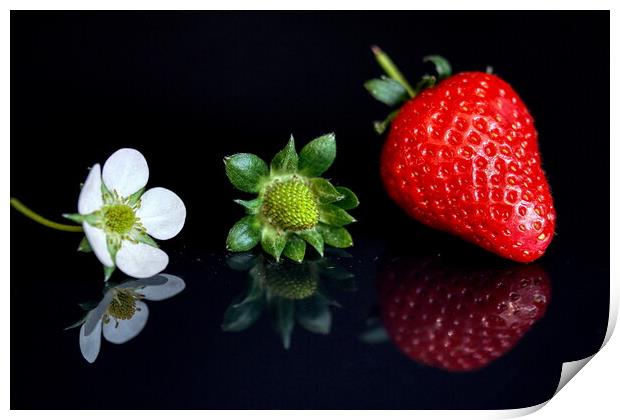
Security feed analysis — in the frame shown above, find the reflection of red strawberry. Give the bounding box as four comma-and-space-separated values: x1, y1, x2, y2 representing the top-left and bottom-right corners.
378, 257, 550, 372
366, 49, 556, 262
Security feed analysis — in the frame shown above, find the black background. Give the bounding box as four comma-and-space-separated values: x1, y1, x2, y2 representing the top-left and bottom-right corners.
11, 11, 609, 409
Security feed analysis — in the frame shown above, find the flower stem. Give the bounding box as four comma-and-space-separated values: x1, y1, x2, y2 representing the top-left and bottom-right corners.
371, 45, 416, 97
10, 198, 83, 232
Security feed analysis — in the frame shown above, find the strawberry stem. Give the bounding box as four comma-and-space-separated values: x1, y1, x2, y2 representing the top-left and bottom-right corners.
10, 198, 84, 232
371, 46, 415, 97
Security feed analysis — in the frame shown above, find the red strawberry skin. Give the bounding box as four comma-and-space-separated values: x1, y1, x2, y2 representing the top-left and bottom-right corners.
381, 72, 556, 262
378, 258, 551, 372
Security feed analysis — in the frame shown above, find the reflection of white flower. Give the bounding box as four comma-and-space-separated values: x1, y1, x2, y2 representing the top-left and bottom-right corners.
79, 274, 185, 363
76, 148, 186, 279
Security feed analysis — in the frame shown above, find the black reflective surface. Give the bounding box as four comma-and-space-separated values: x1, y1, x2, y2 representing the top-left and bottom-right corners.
11, 11, 609, 409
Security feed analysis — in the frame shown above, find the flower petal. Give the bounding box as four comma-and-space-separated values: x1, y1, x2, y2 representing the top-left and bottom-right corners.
116, 275, 167, 291
115, 241, 168, 278
103, 300, 149, 344
78, 164, 103, 215
136, 187, 186, 240
139, 274, 185, 301
80, 318, 102, 363
83, 223, 114, 267
102, 148, 149, 198
83, 291, 113, 336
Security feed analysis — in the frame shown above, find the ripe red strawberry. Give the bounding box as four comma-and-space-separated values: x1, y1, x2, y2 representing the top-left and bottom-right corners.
378, 256, 551, 372
366, 48, 556, 262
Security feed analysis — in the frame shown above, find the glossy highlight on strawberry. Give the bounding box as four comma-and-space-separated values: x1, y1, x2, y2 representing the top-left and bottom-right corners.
378, 256, 551, 372
367, 49, 556, 262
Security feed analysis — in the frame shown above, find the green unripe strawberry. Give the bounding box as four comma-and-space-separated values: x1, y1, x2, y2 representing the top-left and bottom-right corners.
262, 178, 319, 232
224, 134, 359, 262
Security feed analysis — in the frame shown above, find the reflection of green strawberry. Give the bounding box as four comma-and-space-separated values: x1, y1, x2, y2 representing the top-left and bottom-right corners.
224, 134, 359, 262
377, 256, 550, 372
264, 263, 318, 300
222, 253, 355, 348
366, 48, 555, 262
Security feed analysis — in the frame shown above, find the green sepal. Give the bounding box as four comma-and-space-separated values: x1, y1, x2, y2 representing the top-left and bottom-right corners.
64, 315, 88, 331
77, 236, 92, 253
296, 294, 332, 334
106, 235, 121, 262
360, 325, 390, 344
373, 109, 400, 135
319, 204, 356, 227
226, 253, 258, 271
415, 74, 437, 93
282, 236, 306, 263
309, 178, 344, 204
126, 187, 145, 206
423, 55, 452, 80
133, 231, 159, 248
334, 187, 359, 210
221, 276, 265, 332
234, 198, 262, 215
78, 300, 100, 311
226, 215, 261, 252
317, 223, 353, 248
261, 227, 287, 261
224, 153, 269, 193
103, 265, 115, 282
101, 181, 114, 204
62, 213, 84, 224
364, 76, 409, 106
270, 135, 298, 174
297, 228, 324, 257
272, 298, 295, 349
298, 133, 336, 177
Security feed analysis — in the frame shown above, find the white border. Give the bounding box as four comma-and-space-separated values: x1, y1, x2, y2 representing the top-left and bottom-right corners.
4, 1, 616, 418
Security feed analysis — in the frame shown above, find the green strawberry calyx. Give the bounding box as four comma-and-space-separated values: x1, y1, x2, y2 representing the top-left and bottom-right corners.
224, 133, 359, 262
365, 46, 453, 134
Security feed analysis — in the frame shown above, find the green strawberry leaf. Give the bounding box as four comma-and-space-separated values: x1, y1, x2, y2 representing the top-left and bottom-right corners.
334, 186, 359, 210
317, 223, 353, 248
297, 228, 324, 257
296, 295, 332, 334
261, 227, 287, 261
298, 133, 336, 177
77, 236, 92, 253
282, 236, 306, 263
271, 135, 298, 174
234, 198, 262, 215
224, 153, 268, 193
364, 76, 409, 106
226, 216, 261, 252
310, 178, 344, 204
319, 204, 356, 227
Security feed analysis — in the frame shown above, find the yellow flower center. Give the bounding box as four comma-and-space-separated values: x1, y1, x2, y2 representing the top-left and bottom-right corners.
103, 204, 136, 234
107, 289, 139, 320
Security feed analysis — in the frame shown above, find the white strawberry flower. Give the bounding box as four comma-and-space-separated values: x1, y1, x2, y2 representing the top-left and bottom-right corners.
70, 148, 186, 280
79, 274, 185, 363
